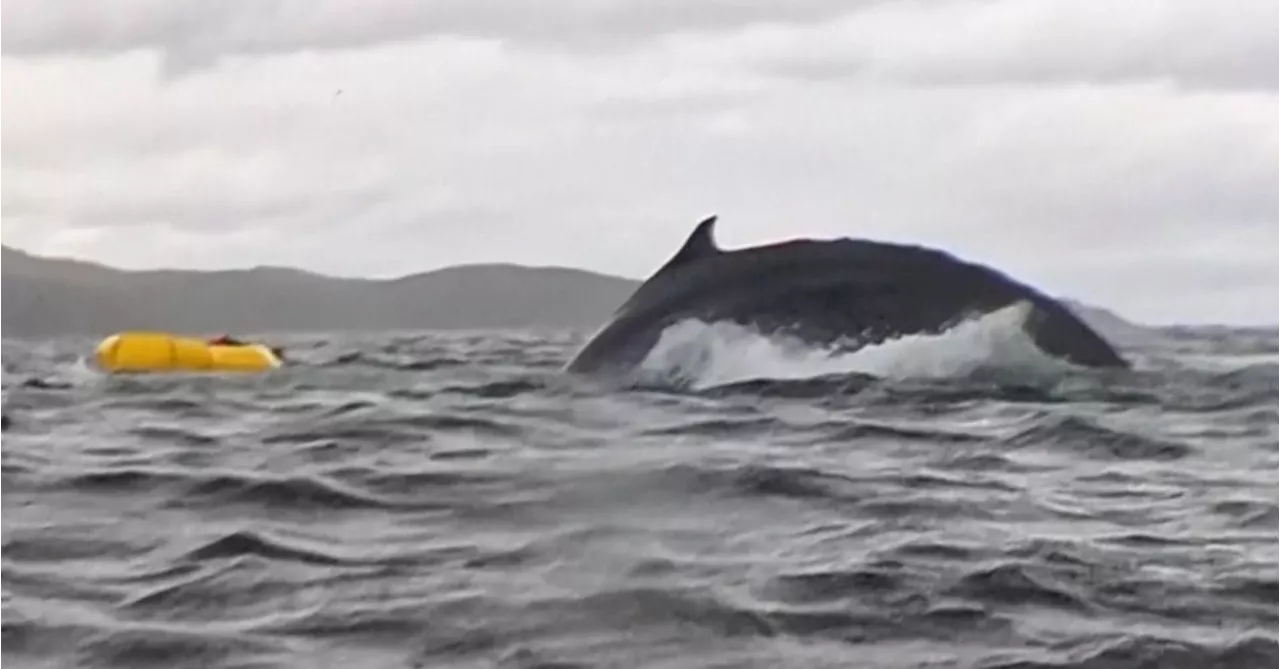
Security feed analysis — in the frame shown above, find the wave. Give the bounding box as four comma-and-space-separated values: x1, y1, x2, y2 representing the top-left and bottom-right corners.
632, 302, 1074, 390
1004, 414, 1196, 461
1, 326, 1273, 669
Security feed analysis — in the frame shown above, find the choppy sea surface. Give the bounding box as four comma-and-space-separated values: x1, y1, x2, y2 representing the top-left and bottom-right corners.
3, 310, 1278, 669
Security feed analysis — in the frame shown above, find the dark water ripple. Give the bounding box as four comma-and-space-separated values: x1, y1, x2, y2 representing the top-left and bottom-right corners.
2, 328, 1277, 668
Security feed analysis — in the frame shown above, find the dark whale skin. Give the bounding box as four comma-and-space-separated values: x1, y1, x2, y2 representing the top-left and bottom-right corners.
565, 216, 1129, 376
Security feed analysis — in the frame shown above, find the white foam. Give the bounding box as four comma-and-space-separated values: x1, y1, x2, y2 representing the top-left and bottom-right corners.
633, 302, 1072, 390
65, 355, 105, 384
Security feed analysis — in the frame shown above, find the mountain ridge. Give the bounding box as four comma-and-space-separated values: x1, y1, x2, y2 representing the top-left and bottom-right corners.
1, 243, 1167, 340
2, 244, 642, 338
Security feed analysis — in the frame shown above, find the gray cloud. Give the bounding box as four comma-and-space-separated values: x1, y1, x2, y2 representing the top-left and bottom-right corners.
4, 0, 1273, 91
740, 0, 1278, 91
1, 1, 1275, 324
0, 0, 860, 59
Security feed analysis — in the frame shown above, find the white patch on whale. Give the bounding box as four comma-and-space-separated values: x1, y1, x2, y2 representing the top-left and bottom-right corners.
633, 300, 1073, 390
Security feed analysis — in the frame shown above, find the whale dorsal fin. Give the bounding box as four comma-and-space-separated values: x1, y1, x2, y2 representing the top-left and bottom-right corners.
661, 215, 720, 271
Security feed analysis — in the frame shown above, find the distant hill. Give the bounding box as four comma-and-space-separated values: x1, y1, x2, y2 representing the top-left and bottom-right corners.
1, 246, 639, 338
1058, 299, 1156, 345
2, 245, 1151, 340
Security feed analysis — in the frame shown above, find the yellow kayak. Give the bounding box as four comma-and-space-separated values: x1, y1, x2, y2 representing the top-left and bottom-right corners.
94, 331, 283, 374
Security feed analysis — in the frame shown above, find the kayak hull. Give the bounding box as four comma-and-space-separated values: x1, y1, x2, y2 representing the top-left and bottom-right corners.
95, 332, 282, 374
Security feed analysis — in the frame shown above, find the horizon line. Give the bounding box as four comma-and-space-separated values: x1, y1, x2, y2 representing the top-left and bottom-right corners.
4, 243, 1276, 330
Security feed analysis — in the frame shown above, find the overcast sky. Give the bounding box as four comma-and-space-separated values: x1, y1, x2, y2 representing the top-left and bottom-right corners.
2, 0, 1276, 324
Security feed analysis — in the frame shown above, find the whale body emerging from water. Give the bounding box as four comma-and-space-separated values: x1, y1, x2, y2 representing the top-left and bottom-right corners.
564, 216, 1129, 376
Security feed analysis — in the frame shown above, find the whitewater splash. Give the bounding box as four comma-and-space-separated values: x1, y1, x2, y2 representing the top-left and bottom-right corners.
633, 301, 1075, 390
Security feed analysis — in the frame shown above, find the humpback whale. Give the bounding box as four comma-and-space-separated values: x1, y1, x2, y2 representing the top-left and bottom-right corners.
564, 215, 1129, 376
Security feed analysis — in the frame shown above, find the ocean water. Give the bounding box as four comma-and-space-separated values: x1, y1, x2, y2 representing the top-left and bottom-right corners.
2, 309, 1277, 669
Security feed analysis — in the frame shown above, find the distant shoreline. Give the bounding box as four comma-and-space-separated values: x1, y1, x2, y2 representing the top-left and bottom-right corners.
4, 244, 1271, 338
